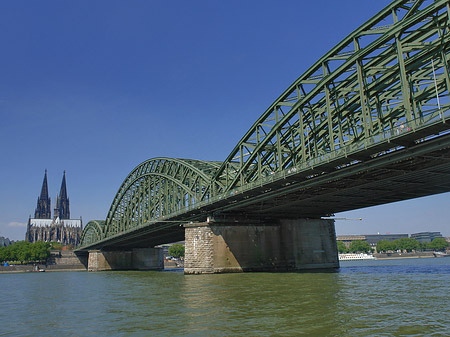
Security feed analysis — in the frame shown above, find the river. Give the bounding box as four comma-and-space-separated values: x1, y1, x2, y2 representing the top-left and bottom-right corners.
1, 257, 449, 336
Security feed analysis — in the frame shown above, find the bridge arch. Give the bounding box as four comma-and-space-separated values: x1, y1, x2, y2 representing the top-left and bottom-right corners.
209, 0, 450, 194
79, 0, 450, 250
80, 220, 106, 246
102, 158, 224, 239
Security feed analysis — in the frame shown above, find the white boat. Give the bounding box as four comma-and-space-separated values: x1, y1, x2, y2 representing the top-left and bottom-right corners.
339, 253, 376, 261
433, 251, 450, 257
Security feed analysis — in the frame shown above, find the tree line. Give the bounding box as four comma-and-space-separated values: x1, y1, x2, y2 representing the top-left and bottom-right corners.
376, 237, 448, 253
337, 240, 373, 253
0, 241, 51, 264
337, 238, 449, 254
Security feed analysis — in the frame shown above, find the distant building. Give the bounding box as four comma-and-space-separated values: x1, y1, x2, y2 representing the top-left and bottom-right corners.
410, 232, 443, 243
26, 170, 82, 246
364, 234, 408, 248
0, 236, 12, 247
337, 234, 408, 249
336, 235, 366, 248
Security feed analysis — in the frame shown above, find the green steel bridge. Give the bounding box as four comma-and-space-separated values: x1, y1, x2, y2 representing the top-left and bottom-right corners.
79, 0, 450, 251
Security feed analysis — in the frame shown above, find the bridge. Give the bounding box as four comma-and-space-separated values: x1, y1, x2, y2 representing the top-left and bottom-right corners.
78, 0, 450, 273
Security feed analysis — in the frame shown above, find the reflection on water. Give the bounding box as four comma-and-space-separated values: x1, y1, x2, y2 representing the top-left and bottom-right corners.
180, 272, 342, 336
0, 258, 449, 336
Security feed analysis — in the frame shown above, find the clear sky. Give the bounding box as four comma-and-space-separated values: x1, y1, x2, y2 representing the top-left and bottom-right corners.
1, 0, 448, 241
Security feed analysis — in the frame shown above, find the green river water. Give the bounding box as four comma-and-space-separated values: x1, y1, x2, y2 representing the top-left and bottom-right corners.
1, 257, 449, 336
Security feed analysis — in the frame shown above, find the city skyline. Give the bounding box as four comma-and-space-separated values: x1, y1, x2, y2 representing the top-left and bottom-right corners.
1, 0, 449, 241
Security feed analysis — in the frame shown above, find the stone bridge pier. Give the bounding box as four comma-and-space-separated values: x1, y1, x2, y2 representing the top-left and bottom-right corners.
184, 218, 338, 274
86, 247, 163, 271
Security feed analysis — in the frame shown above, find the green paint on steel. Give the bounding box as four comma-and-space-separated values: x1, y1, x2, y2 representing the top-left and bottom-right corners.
79, 0, 450, 249
80, 220, 105, 247
102, 158, 234, 241
209, 0, 450, 194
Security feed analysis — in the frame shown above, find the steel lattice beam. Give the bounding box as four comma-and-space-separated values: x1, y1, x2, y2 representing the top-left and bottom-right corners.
79, 0, 450, 250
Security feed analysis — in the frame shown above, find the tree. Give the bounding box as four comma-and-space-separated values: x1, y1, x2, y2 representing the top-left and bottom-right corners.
377, 240, 395, 253
429, 238, 449, 251
168, 244, 185, 258
32, 242, 51, 261
0, 246, 10, 263
349, 240, 372, 253
0, 241, 50, 264
398, 237, 420, 252
336, 241, 348, 253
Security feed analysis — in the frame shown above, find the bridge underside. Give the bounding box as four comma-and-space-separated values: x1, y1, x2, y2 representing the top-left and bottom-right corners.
213, 130, 450, 220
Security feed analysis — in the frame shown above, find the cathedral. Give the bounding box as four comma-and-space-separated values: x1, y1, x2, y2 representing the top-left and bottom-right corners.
26, 170, 83, 246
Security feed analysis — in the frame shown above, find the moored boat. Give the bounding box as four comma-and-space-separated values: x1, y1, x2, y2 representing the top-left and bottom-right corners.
339, 253, 376, 261
433, 251, 450, 257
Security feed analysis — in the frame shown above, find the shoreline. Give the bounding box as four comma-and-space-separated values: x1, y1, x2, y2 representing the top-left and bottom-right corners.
0, 268, 87, 274
374, 255, 436, 260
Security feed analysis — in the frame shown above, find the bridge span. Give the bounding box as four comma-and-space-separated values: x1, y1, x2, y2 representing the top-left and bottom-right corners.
78, 0, 450, 273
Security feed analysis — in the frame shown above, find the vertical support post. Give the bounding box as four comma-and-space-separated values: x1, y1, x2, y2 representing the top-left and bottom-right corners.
323, 62, 335, 151
354, 38, 371, 140
276, 107, 282, 171
257, 125, 262, 179
298, 108, 307, 161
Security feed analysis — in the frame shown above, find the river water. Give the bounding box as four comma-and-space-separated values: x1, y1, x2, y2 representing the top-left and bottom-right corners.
1, 257, 449, 336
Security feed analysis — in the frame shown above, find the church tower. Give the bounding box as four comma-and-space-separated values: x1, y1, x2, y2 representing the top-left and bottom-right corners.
28, 170, 82, 246
54, 171, 70, 220
34, 170, 51, 219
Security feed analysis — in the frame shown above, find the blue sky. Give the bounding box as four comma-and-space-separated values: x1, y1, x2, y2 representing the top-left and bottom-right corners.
1, 0, 448, 241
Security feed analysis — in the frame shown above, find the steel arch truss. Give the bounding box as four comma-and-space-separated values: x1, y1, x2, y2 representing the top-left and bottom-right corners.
103, 158, 223, 238
209, 0, 450, 194
80, 220, 105, 246
80, 0, 450, 249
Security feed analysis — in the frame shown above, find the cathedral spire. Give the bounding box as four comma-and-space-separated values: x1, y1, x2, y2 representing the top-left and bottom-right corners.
40, 169, 49, 200
54, 171, 70, 220
34, 170, 51, 219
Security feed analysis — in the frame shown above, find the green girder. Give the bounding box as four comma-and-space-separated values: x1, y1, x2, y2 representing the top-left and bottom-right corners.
80, 0, 450, 248
80, 220, 105, 247
103, 158, 230, 239
209, 0, 450, 194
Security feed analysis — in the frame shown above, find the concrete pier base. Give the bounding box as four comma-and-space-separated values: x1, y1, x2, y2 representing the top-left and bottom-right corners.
87, 247, 163, 271
184, 218, 338, 274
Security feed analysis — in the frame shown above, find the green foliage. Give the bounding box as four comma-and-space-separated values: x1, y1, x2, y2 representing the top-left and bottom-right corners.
376, 237, 439, 253
336, 241, 348, 253
168, 243, 185, 258
349, 240, 372, 253
429, 238, 449, 251
377, 240, 395, 252
397, 237, 420, 252
0, 241, 51, 264
0, 246, 11, 262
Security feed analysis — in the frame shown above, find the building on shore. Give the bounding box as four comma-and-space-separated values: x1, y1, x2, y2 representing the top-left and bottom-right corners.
337, 234, 408, 249
336, 235, 366, 249
0, 236, 12, 247
411, 231, 443, 243
26, 170, 82, 246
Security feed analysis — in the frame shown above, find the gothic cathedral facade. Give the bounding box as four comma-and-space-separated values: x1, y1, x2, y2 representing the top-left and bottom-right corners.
26, 170, 83, 246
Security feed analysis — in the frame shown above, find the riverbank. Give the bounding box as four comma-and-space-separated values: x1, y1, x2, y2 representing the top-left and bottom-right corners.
0, 250, 87, 273
0, 264, 86, 273
374, 251, 436, 259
